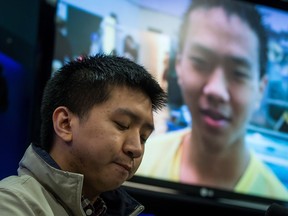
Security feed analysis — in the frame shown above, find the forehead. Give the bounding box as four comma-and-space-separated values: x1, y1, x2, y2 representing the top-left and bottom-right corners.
185, 7, 259, 65
106, 85, 152, 109
93, 85, 154, 126
187, 7, 257, 40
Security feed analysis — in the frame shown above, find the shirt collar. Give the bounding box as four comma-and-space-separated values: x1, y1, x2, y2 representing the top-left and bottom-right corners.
81, 196, 107, 216
32, 144, 61, 169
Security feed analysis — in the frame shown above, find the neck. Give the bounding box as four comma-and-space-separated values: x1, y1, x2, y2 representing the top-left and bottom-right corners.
180, 131, 250, 190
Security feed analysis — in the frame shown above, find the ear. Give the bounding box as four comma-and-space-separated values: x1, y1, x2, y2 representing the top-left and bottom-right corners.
254, 75, 268, 110
257, 74, 268, 102
52, 106, 73, 142
259, 74, 268, 94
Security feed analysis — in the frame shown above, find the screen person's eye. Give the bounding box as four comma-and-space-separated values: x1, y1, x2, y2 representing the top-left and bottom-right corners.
228, 65, 253, 82
233, 70, 251, 80
190, 56, 212, 73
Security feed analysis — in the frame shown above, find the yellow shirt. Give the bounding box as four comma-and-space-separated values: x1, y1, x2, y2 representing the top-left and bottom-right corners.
137, 128, 288, 201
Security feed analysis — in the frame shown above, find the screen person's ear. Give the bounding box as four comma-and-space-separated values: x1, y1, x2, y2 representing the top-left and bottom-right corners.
253, 74, 268, 111
260, 74, 268, 94
258, 74, 268, 102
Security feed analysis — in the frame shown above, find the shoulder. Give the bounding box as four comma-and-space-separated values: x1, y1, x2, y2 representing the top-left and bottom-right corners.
248, 152, 282, 182
1, 175, 35, 189
236, 151, 288, 200
0, 175, 48, 214
0, 175, 44, 199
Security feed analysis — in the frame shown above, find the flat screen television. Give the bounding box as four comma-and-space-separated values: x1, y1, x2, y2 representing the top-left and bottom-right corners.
51, 0, 288, 214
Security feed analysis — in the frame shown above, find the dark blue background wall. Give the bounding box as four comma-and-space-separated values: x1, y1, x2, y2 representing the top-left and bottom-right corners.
0, 0, 55, 179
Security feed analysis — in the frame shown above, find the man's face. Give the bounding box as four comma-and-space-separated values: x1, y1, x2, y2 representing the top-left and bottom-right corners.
67, 86, 154, 198
176, 7, 263, 148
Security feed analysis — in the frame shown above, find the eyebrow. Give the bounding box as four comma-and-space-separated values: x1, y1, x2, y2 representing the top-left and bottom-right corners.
191, 44, 252, 69
114, 108, 155, 132
226, 56, 252, 70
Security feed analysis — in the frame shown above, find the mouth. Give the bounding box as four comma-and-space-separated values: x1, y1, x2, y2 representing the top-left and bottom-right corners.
202, 109, 228, 120
115, 162, 132, 173
200, 109, 230, 128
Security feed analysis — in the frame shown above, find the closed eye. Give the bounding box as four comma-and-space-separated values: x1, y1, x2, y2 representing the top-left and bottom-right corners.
140, 136, 148, 145
141, 130, 154, 145
115, 122, 129, 130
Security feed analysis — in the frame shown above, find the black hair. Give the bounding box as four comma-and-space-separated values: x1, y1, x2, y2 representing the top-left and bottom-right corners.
40, 53, 167, 151
178, 0, 268, 78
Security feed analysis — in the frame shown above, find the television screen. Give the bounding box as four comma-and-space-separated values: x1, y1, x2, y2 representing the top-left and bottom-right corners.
52, 0, 288, 213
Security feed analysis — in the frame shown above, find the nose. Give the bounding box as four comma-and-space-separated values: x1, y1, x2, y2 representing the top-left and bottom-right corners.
203, 67, 230, 103
124, 134, 143, 159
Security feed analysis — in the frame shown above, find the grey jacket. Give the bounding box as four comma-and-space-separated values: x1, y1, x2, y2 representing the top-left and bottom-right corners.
0, 144, 144, 216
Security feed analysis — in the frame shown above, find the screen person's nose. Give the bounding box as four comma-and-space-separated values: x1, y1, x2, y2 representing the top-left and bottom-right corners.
203, 67, 230, 102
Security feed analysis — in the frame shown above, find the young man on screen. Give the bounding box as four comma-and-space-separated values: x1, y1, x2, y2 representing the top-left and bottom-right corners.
136, 0, 288, 201
0, 53, 167, 215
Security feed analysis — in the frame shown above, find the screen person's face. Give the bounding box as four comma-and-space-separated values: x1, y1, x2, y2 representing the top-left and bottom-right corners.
176, 7, 264, 147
